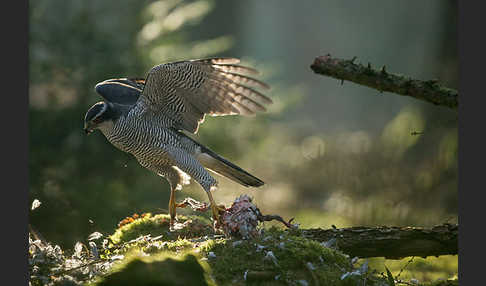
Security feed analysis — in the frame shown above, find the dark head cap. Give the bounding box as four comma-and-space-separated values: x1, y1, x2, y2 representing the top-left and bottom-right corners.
84, 102, 108, 134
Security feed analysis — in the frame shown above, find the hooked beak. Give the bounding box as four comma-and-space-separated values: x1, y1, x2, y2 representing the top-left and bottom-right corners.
84, 122, 94, 135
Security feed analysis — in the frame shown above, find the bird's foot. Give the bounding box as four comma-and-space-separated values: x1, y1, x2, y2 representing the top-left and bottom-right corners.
168, 214, 178, 231
169, 197, 207, 230
169, 215, 177, 226
175, 197, 209, 212
211, 203, 227, 229
169, 219, 186, 231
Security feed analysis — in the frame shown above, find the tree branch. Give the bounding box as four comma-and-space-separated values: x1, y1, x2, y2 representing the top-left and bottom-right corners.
310, 54, 458, 109
300, 223, 458, 259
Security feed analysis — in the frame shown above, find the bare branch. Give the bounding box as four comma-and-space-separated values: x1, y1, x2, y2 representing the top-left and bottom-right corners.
310, 54, 458, 109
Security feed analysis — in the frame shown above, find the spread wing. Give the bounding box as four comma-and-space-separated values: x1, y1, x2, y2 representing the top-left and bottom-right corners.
137, 57, 272, 133
95, 78, 146, 106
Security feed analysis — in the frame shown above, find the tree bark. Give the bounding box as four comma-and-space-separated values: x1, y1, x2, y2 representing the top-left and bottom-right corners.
300, 223, 458, 259
310, 54, 458, 109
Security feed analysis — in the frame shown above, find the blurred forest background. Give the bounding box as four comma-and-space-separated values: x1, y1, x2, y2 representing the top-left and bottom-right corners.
29, 0, 458, 281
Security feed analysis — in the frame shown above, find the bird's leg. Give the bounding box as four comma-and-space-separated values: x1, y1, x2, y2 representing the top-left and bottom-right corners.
206, 187, 225, 227
168, 186, 177, 227
162, 150, 225, 228
206, 190, 219, 223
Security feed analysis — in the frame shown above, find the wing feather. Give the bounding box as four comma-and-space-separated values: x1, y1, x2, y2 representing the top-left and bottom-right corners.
211, 64, 260, 75
217, 72, 270, 90
138, 57, 272, 133
95, 78, 145, 105
204, 77, 267, 113
204, 73, 273, 105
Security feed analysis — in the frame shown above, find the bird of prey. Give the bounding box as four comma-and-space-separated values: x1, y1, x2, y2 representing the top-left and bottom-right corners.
83, 57, 272, 227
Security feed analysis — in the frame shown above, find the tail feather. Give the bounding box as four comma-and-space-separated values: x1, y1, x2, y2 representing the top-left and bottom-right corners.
180, 132, 264, 187
197, 151, 264, 187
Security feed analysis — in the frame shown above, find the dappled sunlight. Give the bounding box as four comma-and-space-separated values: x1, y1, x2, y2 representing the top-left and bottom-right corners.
321, 192, 354, 215
415, 170, 435, 190
438, 128, 458, 170
293, 209, 353, 229
300, 135, 326, 160
42, 180, 63, 200
160, 0, 211, 32
143, 0, 181, 19
29, 75, 78, 110
240, 78, 309, 116
238, 57, 284, 80
341, 131, 372, 154
138, 0, 212, 45
253, 182, 298, 209
202, 109, 458, 228
149, 36, 234, 62
381, 106, 425, 160
329, 130, 374, 155
137, 0, 233, 65
321, 192, 418, 226
280, 145, 306, 168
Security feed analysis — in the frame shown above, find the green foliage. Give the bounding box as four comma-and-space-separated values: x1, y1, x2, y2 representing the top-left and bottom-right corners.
385, 266, 395, 286
367, 255, 458, 284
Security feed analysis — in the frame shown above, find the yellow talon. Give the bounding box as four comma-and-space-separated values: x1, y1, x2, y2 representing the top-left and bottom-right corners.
206, 190, 224, 227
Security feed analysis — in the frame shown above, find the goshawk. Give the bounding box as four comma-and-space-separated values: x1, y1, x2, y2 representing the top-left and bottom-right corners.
83, 57, 271, 226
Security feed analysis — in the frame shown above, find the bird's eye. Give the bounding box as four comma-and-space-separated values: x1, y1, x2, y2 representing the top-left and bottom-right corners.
93, 117, 103, 124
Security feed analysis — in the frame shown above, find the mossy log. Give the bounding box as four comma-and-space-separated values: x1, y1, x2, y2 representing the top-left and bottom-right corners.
92, 214, 383, 286
30, 214, 458, 286
301, 223, 458, 259
310, 54, 458, 109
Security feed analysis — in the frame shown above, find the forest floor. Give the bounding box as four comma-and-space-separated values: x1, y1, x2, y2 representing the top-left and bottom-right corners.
29, 211, 458, 286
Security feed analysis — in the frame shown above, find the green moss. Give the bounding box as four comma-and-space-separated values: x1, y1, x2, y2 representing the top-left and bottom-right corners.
109, 214, 213, 245
93, 215, 394, 285
143, 238, 195, 254
199, 227, 384, 285
89, 252, 212, 286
